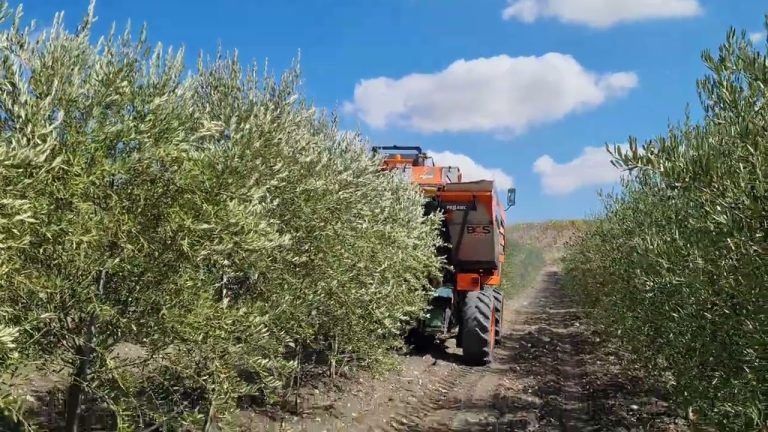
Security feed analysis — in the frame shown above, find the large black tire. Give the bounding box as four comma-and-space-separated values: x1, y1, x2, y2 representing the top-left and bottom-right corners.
460, 290, 497, 365
492, 288, 504, 346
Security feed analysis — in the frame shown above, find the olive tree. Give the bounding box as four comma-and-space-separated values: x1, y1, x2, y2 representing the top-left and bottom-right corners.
0, 3, 291, 430
563, 21, 768, 431
0, 1, 443, 430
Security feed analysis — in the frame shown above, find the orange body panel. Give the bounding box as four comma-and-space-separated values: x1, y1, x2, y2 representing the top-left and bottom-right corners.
481, 271, 502, 287
456, 272, 502, 290
456, 273, 481, 291
410, 166, 449, 186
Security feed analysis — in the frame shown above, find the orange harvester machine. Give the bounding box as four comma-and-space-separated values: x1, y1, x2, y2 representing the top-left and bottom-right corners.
372, 146, 516, 365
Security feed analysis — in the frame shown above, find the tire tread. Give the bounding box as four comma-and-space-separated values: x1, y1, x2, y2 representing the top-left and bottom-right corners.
461, 290, 496, 365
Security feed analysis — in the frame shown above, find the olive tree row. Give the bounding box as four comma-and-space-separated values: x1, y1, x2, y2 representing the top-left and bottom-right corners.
0, 2, 443, 430
562, 22, 767, 431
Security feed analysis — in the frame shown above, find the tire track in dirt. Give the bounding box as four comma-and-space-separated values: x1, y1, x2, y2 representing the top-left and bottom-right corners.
246, 266, 689, 431
382, 323, 523, 431
376, 267, 565, 432
257, 270, 541, 432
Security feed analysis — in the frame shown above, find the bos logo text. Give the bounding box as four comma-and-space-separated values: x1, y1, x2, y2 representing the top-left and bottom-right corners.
466, 225, 492, 235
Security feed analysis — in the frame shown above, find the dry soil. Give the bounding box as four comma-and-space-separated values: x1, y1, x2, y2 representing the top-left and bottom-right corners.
242, 265, 690, 432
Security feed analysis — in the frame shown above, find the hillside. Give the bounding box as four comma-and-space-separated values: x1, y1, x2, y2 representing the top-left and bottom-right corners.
508, 220, 592, 263
497, 220, 589, 301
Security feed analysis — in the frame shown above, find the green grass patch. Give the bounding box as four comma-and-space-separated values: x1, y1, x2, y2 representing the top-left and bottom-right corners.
500, 238, 545, 299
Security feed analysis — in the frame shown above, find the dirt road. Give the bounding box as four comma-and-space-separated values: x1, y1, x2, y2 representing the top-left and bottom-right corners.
245, 266, 688, 431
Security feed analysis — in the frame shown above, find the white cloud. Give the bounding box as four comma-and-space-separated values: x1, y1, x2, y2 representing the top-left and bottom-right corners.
749, 31, 766, 44
428, 150, 514, 190
502, 0, 703, 29
533, 146, 622, 195
343, 53, 637, 135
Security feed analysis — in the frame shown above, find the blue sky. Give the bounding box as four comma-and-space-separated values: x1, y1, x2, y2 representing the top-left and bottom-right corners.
13, 0, 768, 222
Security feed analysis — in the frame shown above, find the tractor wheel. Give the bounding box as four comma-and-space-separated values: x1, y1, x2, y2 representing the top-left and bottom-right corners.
460, 290, 496, 366
492, 288, 504, 346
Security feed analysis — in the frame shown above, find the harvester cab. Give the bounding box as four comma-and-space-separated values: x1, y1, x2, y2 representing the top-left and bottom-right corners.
372, 145, 432, 168
372, 146, 462, 197
374, 145, 516, 365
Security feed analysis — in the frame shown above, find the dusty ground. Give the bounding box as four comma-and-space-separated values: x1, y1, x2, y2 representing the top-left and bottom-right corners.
242, 265, 690, 432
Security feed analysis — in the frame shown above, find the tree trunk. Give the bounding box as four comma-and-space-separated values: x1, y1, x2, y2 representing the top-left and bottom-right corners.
64, 269, 106, 432
330, 334, 338, 381
203, 402, 218, 432
294, 348, 302, 413
64, 316, 95, 432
